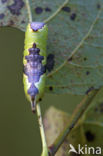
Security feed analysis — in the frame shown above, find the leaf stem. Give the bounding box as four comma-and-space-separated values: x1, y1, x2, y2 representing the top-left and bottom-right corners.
48, 90, 99, 156
25, 0, 32, 22
36, 103, 49, 156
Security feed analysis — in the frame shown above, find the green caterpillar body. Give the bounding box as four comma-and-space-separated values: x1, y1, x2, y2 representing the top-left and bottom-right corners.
23, 22, 48, 112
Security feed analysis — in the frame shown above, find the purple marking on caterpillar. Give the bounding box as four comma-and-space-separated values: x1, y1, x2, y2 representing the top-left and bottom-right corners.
24, 43, 46, 98
29, 48, 40, 54
30, 22, 45, 31
28, 83, 39, 97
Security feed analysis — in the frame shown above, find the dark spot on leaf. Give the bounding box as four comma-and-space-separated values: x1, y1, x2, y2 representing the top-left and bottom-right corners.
84, 57, 87, 61
100, 103, 103, 107
69, 123, 75, 130
62, 86, 65, 89
94, 107, 98, 112
85, 131, 95, 142
1, 0, 8, 3
62, 6, 71, 13
45, 7, 51, 12
49, 75, 53, 79
99, 102, 103, 112
86, 71, 90, 75
94, 103, 103, 113
97, 4, 101, 9
9, 20, 14, 25
35, 7, 43, 14
48, 144, 55, 155
70, 13, 77, 20
0, 13, 5, 19
0, 22, 3, 26
39, 98, 42, 102
68, 57, 72, 61
7, 0, 24, 15
21, 20, 25, 24
32, 110, 36, 114
85, 86, 94, 95
49, 86, 53, 91
46, 54, 55, 72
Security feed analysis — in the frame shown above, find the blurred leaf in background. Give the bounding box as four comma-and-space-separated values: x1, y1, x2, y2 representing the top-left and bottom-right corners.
44, 88, 103, 156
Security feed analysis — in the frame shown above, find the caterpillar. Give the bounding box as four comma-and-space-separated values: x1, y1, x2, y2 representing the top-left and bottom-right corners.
23, 22, 48, 112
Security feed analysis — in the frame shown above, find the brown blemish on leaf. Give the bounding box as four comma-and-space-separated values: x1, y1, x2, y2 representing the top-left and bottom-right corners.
85, 86, 94, 95
94, 107, 98, 112
62, 6, 71, 13
84, 57, 87, 61
48, 144, 56, 155
68, 57, 73, 61
7, 0, 24, 15
35, 7, 43, 14
39, 98, 42, 102
86, 71, 90, 75
70, 13, 77, 20
45, 7, 51, 12
95, 102, 103, 113
69, 123, 75, 130
21, 20, 25, 24
85, 131, 95, 142
9, 20, 14, 25
0, 13, 5, 19
49, 86, 53, 91
46, 54, 55, 72
97, 4, 101, 9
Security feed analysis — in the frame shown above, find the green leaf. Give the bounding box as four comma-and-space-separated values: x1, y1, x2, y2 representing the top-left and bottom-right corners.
45, 0, 103, 95
1, 0, 103, 95
29, 0, 103, 95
